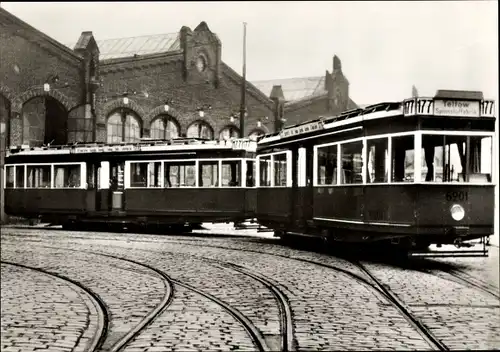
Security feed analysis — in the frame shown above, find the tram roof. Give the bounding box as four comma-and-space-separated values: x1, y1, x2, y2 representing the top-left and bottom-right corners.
258, 90, 495, 145
6, 137, 257, 157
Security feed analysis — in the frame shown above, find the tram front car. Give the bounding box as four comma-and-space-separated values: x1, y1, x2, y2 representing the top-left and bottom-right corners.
255, 89, 496, 253
400, 90, 496, 249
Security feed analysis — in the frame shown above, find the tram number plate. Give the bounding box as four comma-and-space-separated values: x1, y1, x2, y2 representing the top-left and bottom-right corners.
446, 191, 468, 202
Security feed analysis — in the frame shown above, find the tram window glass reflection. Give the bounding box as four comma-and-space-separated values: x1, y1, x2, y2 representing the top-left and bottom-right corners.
259, 156, 271, 186
16, 166, 25, 188
392, 135, 415, 182
130, 163, 147, 187
366, 138, 388, 183
199, 161, 219, 187
273, 153, 287, 187
246, 160, 255, 187
54, 164, 81, 188
148, 162, 162, 187
27, 165, 51, 188
6, 166, 14, 188
222, 160, 241, 187
164, 162, 196, 187
317, 145, 337, 185
340, 141, 363, 184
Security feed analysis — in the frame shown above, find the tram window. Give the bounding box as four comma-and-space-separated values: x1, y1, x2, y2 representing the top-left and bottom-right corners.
422, 135, 493, 183
6, 166, 14, 188
222, 160, 241, 187
259, 156, 271, 186
199, 161, 219, 187
273, 153, 287, 187
246, 160, 255, 187
148, 162, 162, 187
470, 136, 493, 183
392, 135, 415, 182
164, 162, 196, 187
130, 163, 147, 187
421, 135, 446, 182
340, 141, 363, 184
16, 166, 25, 188
317, 145, 337, 185
366, 138, 388, 183
54, 164, 81, 188
27, 165, 51, 188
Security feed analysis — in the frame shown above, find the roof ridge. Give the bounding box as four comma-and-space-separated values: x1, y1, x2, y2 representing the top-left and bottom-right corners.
252, 75, 323, 83
96, 32, 179, 43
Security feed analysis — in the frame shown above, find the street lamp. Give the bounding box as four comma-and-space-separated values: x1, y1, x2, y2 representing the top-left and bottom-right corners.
198, 105, 211, 118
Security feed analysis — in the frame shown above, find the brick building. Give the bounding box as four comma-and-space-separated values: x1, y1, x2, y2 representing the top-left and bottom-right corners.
0, 7, 356, 222
252, 55, 359, 129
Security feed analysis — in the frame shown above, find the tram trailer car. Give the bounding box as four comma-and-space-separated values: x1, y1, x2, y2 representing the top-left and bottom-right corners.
4, 138, 257, 231
255, 90, 496, 250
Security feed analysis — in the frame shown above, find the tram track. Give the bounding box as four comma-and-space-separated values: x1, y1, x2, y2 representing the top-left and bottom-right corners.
44, 237, 447, 351
0, 261, 109, 352
99, 238, 451, 351
446, 268, 500, 299
63, 247, 292, 352
2, 231, 496, 350
2, 242, 287, 352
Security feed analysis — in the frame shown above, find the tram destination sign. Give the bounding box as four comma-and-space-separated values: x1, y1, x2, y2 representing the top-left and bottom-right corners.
72, 145, 139, 154
231, 139, 257, 151
434, 100, 480, 117
279, 120, 324, 138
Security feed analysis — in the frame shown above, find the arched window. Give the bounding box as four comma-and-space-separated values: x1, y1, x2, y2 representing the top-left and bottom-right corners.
150, 116, 180, 140
107, 109, 141, 143
248, 129, 265, 141
186, 120, 214, 139
219, 126, 240, 140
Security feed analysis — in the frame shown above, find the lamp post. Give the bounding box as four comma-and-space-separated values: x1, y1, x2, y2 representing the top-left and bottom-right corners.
239, 22, 247, 138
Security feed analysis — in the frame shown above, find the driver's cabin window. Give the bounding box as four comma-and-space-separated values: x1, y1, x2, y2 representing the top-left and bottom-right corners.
421, 134, 493, 183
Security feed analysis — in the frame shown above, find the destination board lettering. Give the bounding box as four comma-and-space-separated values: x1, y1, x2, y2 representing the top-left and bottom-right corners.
73, 145, 137, 153
434, 100, 480, 117
279, 121, 324, 138
231, 139, 256, 151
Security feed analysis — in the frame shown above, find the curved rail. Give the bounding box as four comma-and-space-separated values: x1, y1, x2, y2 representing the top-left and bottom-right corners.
102, 255, 175, 352
172, 279, 269, 352
349, 260, 449, 351
440, 269, 499, 300
7, 243, 270, 352
127, 239, 449, 351
0, 261, 108, 352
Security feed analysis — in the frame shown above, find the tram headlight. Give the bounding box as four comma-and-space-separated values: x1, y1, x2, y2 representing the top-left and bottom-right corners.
450, 204, 465, 221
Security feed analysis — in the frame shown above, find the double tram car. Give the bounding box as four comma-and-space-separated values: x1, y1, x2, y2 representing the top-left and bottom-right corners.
4, 138, 257, 231
255, 89, 496, 253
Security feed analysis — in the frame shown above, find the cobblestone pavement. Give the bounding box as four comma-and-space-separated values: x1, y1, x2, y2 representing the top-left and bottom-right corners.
1, 263, 101, 352
2, 225, 499, 351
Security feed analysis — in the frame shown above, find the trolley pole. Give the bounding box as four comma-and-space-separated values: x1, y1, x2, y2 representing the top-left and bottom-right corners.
239, 22, 247, 138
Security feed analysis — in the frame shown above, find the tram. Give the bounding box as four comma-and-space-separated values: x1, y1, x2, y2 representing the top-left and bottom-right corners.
4, 138, 257, 231
255, 89, 496, 254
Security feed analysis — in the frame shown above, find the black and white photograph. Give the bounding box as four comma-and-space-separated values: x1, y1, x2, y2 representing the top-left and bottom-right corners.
1, 1, 498, 351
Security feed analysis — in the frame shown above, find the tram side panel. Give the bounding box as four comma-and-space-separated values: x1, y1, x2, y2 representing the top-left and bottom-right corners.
124, 188, 251, 222
256, 188, 293, 225
5, 188, 87, 218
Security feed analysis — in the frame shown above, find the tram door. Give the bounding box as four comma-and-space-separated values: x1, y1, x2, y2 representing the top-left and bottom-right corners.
109, 161, 125, 211
292, 146, 311, 227
94, 161, 124, 211
85, 161, 100, 212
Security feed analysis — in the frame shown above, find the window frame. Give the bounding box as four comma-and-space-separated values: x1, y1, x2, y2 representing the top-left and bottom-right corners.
256, 150, 292, 187
5, 162, 86, 189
